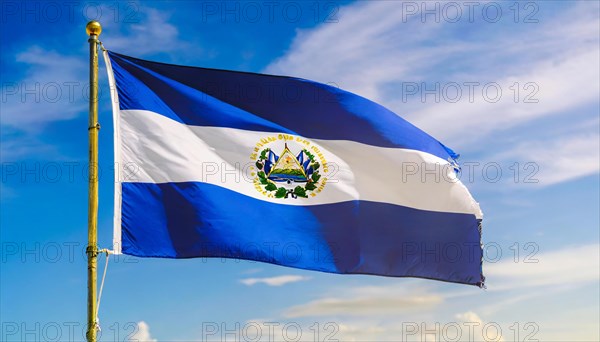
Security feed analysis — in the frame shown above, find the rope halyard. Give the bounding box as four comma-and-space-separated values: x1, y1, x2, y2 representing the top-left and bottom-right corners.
95, 249, 113, 332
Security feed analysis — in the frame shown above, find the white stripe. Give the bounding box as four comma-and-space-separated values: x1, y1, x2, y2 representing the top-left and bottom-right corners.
118, 109, 482, 218
103, 51, 122, 254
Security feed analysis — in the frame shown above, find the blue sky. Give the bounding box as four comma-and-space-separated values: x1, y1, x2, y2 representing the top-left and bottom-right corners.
1, 1, 599, 341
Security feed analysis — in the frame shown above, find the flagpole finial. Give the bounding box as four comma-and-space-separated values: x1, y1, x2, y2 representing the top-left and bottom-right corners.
86, 21, 102, 36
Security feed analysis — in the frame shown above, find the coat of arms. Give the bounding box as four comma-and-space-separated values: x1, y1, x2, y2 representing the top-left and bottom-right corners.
250, 134, 328, 199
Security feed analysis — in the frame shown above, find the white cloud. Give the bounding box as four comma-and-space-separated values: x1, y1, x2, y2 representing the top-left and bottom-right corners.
2, 46, 88, 130
485, 243, 600, 291
494, 132, 600, 186
249, 310, 503, 341
240, 267, 263, 275
0, 129, 58, 162
1, 5, 193, 160
3, 6, 189, 130
240, 275, 310, 287
265, 1, 445, 99
455, 311, 483, 325
284, 285, 443, 318
128, 321, 156, 342
408, 48, 600, 147
454, 311, 505, 342
101, 7, 191, 57
285, 294, 442, 318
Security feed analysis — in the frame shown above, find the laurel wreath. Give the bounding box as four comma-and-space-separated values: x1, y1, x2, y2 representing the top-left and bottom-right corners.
255, 148, 321, 198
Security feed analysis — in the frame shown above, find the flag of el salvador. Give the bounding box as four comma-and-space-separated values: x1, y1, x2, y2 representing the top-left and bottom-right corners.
104, 51, 484, 287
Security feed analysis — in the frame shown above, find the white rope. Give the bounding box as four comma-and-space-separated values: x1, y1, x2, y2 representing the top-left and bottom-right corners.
95, 249, 112, 331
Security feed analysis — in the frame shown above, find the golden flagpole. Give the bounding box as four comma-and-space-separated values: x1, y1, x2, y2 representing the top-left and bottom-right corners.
85, 20, 101, 342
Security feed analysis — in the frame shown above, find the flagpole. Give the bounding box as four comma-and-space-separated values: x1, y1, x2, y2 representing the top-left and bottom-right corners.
85, 20, 101, 342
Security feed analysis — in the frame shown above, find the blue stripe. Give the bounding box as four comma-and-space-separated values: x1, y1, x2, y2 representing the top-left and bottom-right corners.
108, 51, 457, 161
121, 182, 484, 286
